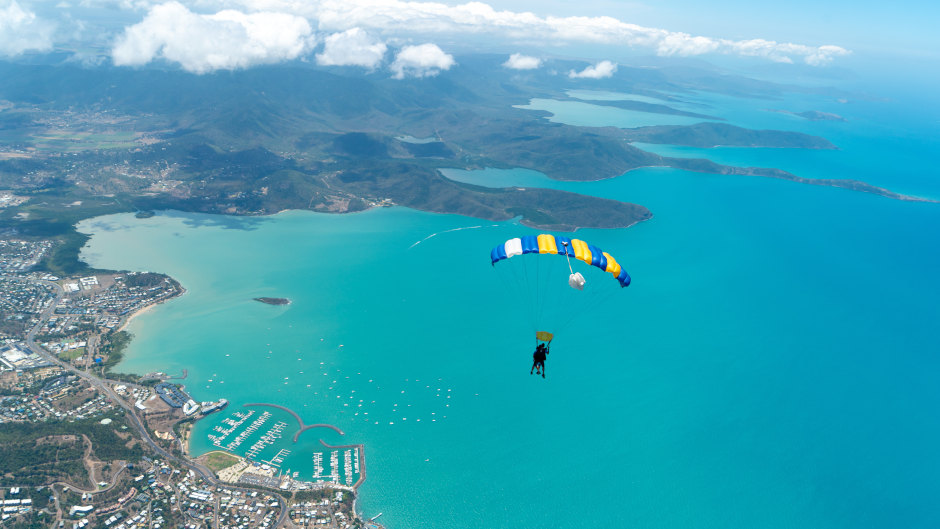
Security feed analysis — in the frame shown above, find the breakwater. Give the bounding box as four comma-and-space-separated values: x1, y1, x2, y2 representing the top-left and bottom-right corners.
243, 403, 344, 442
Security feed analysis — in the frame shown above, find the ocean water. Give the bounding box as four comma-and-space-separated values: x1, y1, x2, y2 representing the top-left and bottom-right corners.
77, 84, 940, 528
514, 98, 717, 127
535, 87, 940, 199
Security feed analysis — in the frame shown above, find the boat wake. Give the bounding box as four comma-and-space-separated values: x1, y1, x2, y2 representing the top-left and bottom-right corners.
409, 224, 499, 249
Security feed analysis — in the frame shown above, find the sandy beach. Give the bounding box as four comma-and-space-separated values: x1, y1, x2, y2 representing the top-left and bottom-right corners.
117, 287, 186, 333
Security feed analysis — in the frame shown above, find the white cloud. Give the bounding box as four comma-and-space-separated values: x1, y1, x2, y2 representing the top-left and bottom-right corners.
389, 43, 454, 79
503, 53, 540, 70
244, 0, 848, 66
78, 0, 849, 68
111, 1, 315, 73
77, 0, 153, 8
316, 27, 386, 69
568, 60, 616, 79
0, 0, 56, 56
804, 44, 851, 66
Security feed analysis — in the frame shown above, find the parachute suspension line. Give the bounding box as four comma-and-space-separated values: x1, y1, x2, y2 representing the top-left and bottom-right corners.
562, 241, 574, 274
535, 250, 546, 334
532, 254, 545, 345
497, 249, 537, 335
540, 249, 563, 336
551, 278, 622, 338
519, 249, 538, 335
495, 259, 526, 332
490, 234, 631, 343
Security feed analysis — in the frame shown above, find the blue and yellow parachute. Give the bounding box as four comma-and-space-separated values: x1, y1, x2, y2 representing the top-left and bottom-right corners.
490, 234, 631, 287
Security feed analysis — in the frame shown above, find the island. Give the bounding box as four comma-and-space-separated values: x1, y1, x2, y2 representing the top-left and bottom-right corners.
254, 297, 291, 305
1, 49, 936, 529
0, 55, 935, 282
621, 122, 837, 149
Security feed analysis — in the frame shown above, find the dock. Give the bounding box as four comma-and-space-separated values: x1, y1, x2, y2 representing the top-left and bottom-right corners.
319, 439, 367, 489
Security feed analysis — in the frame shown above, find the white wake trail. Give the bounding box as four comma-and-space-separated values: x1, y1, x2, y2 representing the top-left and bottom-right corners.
409, 224, 500, 249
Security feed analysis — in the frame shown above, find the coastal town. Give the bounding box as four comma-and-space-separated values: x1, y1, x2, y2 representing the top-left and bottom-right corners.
0, 235, 377, 529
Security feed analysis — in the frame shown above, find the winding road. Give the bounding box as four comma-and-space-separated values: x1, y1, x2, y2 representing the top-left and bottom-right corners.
21, 278, 294, 528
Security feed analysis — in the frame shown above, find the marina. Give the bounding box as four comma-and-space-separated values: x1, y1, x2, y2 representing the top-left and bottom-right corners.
344, 450, 353, 486
309, 445, 364, 487
262, 448, 292, 467
204, 403, 364, 488
312, 453, 324, 479
207, 409, 255, 448
244, 419, 288, 459
225, 411, 270, 451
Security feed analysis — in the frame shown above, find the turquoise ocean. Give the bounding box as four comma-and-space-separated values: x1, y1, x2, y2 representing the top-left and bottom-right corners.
77, 80, 940, 528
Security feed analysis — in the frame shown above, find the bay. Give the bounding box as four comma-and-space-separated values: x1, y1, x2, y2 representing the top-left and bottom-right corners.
76, 87, 940, 528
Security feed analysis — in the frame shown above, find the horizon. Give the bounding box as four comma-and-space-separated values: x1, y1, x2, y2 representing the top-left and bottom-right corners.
1, 0, 936, 83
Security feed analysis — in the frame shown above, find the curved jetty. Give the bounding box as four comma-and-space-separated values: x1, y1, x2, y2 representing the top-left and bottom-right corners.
243, 403, 343, 442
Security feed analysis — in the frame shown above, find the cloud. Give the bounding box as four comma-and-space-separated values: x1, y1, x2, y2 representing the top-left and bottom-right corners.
503, 53, 540, 70
111, 1, 315, 73
803, 44, 851, 66
568, 60, 616, 79
389, 43, 454, 79
80, 0, 849, 68
76, 0, 153, 8
316, 27, 386, 69
0, 0, 56, 56
268, 0, 848, 66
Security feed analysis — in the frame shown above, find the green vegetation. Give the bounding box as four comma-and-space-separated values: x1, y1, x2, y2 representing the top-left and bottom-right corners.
123, 272, 168, 288
95, 330, 144, 383
0, 318, 26, 336
0, 182, 130, 276
622, 122, 837, 149
0, 54, 918, 270
204, 451, 240, 473
3, 510, 49, 529
253, 297, 290, 305
0, 412, 143, 486
292, 488, 332, 502
58, 347, 85, 361
29, 131, 139, 152
98, 330, 131, 369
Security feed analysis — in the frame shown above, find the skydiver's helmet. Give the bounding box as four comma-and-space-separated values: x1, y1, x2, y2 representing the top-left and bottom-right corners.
568, 272, 586, 291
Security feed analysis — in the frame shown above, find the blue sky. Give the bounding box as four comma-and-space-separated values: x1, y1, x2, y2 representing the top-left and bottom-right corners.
1, 0, 937, 83
485, 0, 940, 58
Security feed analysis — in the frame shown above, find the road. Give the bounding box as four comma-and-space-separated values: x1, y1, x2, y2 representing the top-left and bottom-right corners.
22, 277, 293, 528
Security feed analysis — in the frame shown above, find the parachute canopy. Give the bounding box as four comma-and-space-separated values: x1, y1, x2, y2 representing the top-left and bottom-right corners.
490, 234, 631, 287
535, 331, 554, 342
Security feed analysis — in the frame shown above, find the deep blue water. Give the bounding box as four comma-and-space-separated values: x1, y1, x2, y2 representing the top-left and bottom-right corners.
78, 78, 940, 528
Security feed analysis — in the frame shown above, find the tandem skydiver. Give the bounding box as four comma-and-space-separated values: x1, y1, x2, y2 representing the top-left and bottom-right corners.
530, 342, 549, 378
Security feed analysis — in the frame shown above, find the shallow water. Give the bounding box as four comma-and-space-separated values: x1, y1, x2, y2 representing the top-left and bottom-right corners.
78, 83, 940, 528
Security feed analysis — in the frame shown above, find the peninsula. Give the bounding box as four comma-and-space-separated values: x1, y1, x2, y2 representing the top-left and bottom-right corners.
0, 54, 930, 270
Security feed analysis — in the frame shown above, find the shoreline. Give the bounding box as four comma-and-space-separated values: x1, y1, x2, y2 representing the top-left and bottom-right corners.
107, 285, 375, 523
116, 286, 187, 333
